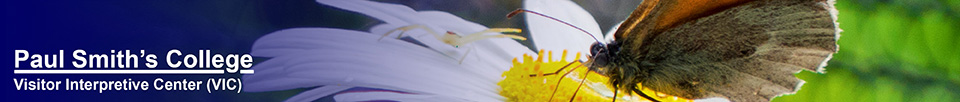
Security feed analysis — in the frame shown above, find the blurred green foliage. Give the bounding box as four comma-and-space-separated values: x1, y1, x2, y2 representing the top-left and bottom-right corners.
773, 0, 960, 102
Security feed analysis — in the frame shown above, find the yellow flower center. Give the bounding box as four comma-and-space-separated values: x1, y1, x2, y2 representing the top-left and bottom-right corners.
498, 49, 692, 102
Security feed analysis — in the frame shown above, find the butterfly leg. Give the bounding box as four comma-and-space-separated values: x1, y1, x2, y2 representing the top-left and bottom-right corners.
612, 87, 618, 102
529, 60, 661, 102
633, 88, 661, 102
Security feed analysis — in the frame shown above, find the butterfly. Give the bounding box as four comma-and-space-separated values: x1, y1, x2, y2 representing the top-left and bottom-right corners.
515, 0, 839, 101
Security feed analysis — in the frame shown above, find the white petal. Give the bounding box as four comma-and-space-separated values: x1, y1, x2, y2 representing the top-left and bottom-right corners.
245, 28, 506, 101
284, 85, 353, 102
362, 10, 532, 64
317, 0, 489, 36
414, 11, 487, 34
254, 1, 539, 101
370, 23, 465, 59
334, 92, 471, 102
250, 28, 425, 57
248, 49, 504, 101
525, 0, 603, 61
318, 0, 532, 64
470, 39, 535, 71
318, 0, 471, 36
369, 23, 532, 73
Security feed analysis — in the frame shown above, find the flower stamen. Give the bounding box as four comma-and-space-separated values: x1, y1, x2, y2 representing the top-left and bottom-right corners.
499, 50, 692, 102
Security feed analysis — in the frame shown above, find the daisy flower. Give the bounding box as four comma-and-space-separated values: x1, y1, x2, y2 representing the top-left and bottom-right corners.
244, 0, 530, 101
244, 0, 719, 101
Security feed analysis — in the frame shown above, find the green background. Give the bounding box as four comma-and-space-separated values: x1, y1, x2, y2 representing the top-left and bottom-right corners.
774, 0, 960, 102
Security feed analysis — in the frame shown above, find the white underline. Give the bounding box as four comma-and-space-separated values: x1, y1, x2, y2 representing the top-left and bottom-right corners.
13, 69, 254, 74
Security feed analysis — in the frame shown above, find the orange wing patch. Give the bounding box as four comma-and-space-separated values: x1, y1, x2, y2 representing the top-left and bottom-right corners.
614, 0, 753, 40
655, 0, 752, 32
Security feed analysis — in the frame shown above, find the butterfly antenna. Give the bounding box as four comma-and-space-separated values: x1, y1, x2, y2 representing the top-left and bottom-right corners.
507, 9, 603, 44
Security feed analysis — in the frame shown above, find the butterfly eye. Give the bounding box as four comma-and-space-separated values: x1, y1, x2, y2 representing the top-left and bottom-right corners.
589, 42, 605, 56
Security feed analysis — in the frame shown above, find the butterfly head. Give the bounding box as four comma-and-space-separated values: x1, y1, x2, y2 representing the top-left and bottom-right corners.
587, 41, 621, 75
587, 41, 649, 97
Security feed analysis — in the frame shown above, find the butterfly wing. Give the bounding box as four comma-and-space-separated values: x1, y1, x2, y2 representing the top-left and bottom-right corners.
613, 0, 753, 45
524, 0, 604, 61
625, 0, 839, 101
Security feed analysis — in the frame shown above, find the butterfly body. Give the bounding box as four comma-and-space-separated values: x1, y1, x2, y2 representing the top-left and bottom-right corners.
587, 0, 839, 101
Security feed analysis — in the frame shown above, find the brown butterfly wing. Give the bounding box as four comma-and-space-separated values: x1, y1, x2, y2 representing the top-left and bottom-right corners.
619, 0, 838, 101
